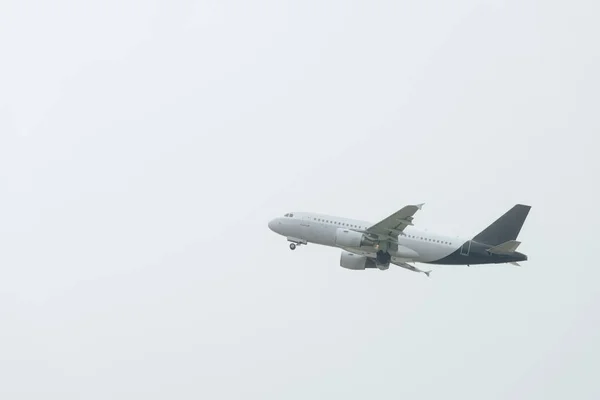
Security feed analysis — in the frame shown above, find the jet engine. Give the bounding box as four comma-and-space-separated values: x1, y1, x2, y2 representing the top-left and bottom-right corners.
334, 228, 371, 248
340, 251, 377, 270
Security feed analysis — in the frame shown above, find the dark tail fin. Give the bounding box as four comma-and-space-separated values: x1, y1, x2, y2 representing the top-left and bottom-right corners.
472, 204, 531, 246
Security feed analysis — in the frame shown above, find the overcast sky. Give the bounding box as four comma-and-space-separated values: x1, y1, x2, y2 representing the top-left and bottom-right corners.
1, 1, 599, 399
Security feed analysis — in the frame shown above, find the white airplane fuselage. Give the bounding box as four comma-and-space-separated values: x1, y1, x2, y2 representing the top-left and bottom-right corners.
268, 212, 462, 264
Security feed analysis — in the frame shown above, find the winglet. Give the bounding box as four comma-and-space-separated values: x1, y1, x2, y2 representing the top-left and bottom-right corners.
424, 270, 431, 277
416, 203, 424, 210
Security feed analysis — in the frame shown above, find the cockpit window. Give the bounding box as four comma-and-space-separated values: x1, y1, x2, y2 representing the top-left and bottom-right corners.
289, 213, 294, 217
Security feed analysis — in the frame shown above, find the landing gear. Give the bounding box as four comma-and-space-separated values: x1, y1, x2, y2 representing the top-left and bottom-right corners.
286, 237, 306, 250
376, 250, 391, 265
375, 250, 391, 270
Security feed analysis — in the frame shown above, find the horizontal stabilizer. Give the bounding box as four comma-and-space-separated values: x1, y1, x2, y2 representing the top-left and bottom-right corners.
487, 240, 521, 255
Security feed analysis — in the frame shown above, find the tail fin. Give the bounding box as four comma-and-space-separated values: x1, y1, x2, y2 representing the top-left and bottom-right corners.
472, 204, 531, 246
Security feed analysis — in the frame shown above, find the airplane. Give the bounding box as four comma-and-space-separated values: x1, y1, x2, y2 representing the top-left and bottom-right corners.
268, 203, 530, 276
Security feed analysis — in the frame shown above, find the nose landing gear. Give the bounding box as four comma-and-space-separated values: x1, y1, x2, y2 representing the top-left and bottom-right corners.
286, 237, 307, 251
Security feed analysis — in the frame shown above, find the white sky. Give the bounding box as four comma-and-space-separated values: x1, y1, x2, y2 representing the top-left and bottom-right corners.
1, 1, 598, 399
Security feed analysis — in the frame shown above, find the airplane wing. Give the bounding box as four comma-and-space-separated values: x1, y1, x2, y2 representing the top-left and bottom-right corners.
362, 203, 424, 239
391, 260, 431, 277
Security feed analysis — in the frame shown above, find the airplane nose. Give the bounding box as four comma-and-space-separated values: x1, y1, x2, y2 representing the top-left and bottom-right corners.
268, 219, 278, 232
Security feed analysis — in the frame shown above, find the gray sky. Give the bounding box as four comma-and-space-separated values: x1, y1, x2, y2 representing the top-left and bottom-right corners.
1, 1, 598, 398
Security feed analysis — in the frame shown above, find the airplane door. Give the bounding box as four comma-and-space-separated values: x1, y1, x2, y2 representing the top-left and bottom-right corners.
460, 240, 471, 256
300, 216, 311, 228
300, 216, 312, 240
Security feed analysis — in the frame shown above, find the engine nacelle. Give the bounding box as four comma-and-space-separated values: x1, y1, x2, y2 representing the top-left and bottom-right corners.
334, 228, 365, 248
340, 251, 377, 270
